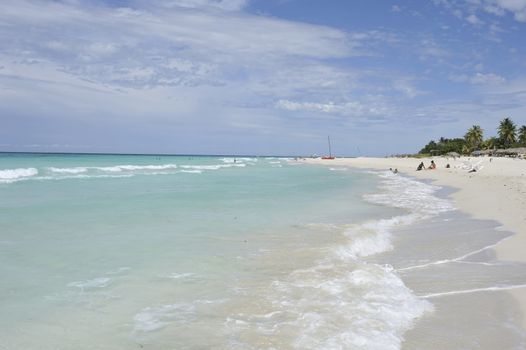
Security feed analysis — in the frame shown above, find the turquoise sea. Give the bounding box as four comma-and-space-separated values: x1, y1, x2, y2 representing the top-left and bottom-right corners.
1, 153, 526, 349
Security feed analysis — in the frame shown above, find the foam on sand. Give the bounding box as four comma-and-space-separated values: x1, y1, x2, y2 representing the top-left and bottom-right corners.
224, 170, 454, 349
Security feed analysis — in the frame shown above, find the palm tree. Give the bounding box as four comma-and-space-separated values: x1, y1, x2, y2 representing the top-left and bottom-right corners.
498, 117, 517, 148
464, 125, 484, 150
482, 137, 498, 150
519, 125, 526, 146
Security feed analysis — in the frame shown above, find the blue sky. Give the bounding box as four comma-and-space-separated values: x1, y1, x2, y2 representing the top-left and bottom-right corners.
1, 0, 525, 156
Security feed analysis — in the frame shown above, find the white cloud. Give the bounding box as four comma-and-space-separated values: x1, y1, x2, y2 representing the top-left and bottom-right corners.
436, 0, 526, 22
466, 13, 485, 25
275, 99, 388, 118
453, 9, 464, 18
418, 39, 451, 60
0, 0, 373, 93
471, 72, 506, 84
391, 79, 424, 98
1, 0, 524, 156
136, 0, 248, 11
449, 72, 506, 85
485, 0, 526, 21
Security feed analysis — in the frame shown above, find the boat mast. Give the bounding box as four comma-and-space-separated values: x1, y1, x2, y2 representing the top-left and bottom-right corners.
327, 136, 332, 157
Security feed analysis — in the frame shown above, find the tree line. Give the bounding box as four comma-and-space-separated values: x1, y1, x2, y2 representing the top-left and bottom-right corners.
419, 117, 526, 156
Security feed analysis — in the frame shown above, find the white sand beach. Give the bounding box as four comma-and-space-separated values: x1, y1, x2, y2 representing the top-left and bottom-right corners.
305, 156, 526, 328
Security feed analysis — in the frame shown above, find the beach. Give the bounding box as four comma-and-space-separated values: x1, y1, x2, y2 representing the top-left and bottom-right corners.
305, 156, 526, 332
2, 153, 526, 349
0, 154, 435, 349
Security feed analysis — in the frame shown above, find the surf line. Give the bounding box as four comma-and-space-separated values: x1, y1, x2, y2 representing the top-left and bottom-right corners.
419, 284, 526, 299
397, 236, 512, 272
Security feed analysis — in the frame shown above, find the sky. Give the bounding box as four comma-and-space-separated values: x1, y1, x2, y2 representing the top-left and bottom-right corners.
1, 0, 526, 156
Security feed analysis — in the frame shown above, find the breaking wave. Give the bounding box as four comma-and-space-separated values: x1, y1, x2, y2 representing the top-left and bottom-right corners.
0, 167, 39, 183
1, 161, 254, 184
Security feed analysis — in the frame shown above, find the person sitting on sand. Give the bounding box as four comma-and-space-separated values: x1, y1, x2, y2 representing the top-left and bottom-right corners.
416, 162, 425, 171
428, 160, 436, 170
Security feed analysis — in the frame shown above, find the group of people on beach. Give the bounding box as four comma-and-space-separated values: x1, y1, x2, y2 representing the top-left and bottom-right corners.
416, 160, 436, 171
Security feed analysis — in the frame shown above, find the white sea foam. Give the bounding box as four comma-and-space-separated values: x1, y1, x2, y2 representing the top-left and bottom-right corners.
336, 171, 453, 264
46, 174, 134, 181
134, 298, 228, 333
1, 161, 251, 185
166, 272, 194, 280
181, 165, 222, 170
0, 167, 39, 183
229, 261, 433, 349
364, 172, 454, 216
336, 215, 418, 260
134, 303, 197, 332
225, 171, 451, 348
221, 157, 258, 163
336, 171, 455, 264
67, 277, 111, 290
398, 240, 505, 272
48, 164, 179, 173
287, 170, 452, 347
47, 164, 178, 174
420, 284, 526, 299
180, 163, 246, 171
48, 166, 88, 174
329, 167, 348, 171
94, 164, 179, 172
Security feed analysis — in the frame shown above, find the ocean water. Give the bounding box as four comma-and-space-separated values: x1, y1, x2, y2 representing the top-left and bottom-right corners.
1, 153, 525, 349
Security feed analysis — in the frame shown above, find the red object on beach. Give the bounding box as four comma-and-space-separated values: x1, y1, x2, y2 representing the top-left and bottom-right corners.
321, 156, 335, 160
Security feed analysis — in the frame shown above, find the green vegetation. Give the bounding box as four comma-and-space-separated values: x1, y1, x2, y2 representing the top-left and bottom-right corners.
419, 138, 466, 155
498, 117, 517, 148
518, 125, 526, 145
464, 125, 483, 151
418, 118, 526, 156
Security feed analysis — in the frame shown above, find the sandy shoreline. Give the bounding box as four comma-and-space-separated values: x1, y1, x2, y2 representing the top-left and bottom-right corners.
303, 156, 526, 328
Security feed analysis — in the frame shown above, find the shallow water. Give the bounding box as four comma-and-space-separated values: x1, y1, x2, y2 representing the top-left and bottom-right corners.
1, 154, 525, 349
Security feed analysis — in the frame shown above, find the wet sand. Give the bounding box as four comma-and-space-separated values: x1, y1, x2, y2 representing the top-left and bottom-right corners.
303, 156, 526, 347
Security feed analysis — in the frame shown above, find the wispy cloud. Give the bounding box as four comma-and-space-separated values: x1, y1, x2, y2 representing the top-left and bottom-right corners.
466, 14, 484, 25
1, 0, 525, 155
137, 0, 249, 11
275, 99, 389, 118
0, 0, 357, 89
449, 72, 506, 85
435, 0, 526, 23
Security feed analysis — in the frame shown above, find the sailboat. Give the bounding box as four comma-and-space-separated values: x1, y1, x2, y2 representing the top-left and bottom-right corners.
321, 136, 335, 159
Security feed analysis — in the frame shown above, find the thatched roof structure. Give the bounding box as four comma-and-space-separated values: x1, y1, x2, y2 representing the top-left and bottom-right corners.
494, 148, 526, 156
471, 149, 493, 156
